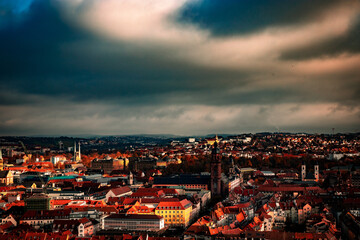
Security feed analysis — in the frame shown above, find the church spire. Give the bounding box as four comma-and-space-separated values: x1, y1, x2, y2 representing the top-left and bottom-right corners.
229, 156, 235, 176
0, 149, 3, 171
314, 161, 319, 182
211, 141, 222, 196
74, 141, 77, 161
78, 142, 81, 162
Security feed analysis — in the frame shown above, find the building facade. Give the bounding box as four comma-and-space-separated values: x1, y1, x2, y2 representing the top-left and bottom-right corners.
0, 170, 13, 185
25, 194, 51, 210
91, 158, 122, 174
20, 209, 71, 227
103, 214, 164, 231
154, 199, 192, 228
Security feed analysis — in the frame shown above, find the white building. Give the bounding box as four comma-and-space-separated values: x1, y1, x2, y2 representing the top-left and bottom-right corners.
103, 214, 164, 231
105, 186, 132, 202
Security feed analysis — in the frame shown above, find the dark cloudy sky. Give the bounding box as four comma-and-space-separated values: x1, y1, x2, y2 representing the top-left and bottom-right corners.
0, 0, 360, 136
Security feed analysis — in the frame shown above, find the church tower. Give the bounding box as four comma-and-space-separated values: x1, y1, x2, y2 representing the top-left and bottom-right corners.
314, 162, 319, 181
73, 142, 77, 161
211, 141, 222, 196
0, 149, 3, 171
73, 142, 81, 162
229, 156, 235, 176
301, 161, 306, 181
77, 142, 81, 162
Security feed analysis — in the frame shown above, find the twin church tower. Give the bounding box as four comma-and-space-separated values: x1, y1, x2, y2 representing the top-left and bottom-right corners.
73, 142, 81, 162
301, 161, 319, 181
210, 139, 320, 197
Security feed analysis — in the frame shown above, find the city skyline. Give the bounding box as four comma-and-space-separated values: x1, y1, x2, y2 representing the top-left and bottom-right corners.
1, 0, 360, 135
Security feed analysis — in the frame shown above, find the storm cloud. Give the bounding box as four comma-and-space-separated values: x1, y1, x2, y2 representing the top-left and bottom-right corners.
0, 0, 359, 135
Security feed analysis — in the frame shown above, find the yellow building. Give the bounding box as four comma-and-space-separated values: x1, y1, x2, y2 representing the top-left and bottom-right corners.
206, 135, 219, 145
155, 199, 192, 227
0, 170, 13, 186
156, 160, 167, 168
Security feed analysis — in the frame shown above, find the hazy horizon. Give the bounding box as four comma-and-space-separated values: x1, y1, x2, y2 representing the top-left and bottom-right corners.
1, 131, 358, 139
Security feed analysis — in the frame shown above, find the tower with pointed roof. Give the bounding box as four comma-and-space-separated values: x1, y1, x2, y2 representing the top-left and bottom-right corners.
211, 141, 222, 196
74, 142, 77, 161
0, 149, 3, 171
73, 141, 81, 162
301, 160, 306, 181
229, 156, 235, 176
314, 162, 319, 181
77, 142, 81, 162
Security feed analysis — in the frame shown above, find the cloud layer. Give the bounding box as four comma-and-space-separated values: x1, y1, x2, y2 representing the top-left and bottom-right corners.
0, 0, 359, 135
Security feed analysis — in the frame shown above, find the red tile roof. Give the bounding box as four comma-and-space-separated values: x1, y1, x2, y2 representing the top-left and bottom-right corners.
0, 221, 13, 231
107, 196, 125, 205
50, 199, 72, 206
53, 219, 81, 233
156, 199, 192, 210
236, 211, 246, 222
221, 228, 242, 236
127, 205, 155, 214
79, 217, 91, 224
108, 186, 132, 196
